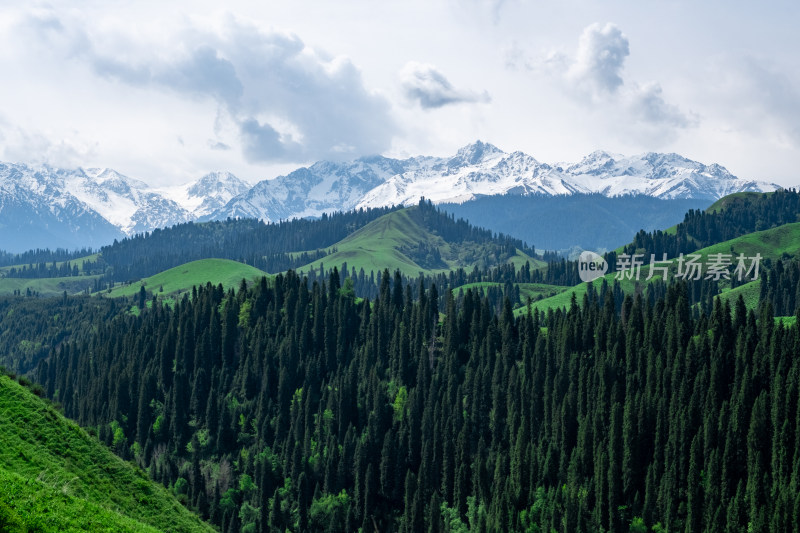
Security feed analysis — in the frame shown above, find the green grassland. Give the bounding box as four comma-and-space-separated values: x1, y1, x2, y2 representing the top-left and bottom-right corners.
0, 254, 102, 296
611, 191, 775, 255
0, 254, 99, 276
521, 282, 596, 315
1, 206, 548, 300
103, 258, 269, 298
717, 281, 798, 325
0, 374, 213, 532
695, 221, 800, 260
296, 207, 544, 277
0, 275, 101, 297
717, 279, 761, 310
526, 222, 800, 314
455, 281, 568, 302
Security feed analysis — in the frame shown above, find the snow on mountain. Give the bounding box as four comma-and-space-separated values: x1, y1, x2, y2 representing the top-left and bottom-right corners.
207, 156, 411, 222
75, 167, 191, 233
0, 142, 783, 252
355, 143, 780, 208
155, 171, 251, 218
0, 163, 190, 246
0, 163, 125, 252
562, 151, 778, 201
356, 142, 588, 209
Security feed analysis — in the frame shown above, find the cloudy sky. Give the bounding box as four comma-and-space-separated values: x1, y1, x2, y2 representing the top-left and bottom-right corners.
0, 0, 798, 187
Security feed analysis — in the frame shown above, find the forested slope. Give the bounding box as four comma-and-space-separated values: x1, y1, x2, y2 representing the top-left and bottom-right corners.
36, 270, 800, 532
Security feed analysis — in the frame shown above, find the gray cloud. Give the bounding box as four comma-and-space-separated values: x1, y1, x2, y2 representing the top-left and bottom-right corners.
20, 12, 396, 164
207, 140, 232, 151
734, 59, 800, 146
239, 118, 294, 161
155, 46, 244, 106
400, 62, 490, 109
627, 82, 694, 129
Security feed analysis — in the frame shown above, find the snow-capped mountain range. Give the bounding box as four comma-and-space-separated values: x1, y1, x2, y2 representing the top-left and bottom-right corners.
0, 142, 782, 252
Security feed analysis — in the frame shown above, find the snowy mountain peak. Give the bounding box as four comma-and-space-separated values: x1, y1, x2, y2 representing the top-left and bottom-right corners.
450, 141, 505, 166
83, 168, 149, 190
187, 171, 249, 197
354, 145, 779, 208
565, 151, 624, 175
154, 171, 250, 219
0, 144, 785, 253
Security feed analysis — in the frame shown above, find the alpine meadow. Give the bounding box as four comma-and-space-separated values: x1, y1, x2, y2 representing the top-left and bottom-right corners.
1, 2, 800, 532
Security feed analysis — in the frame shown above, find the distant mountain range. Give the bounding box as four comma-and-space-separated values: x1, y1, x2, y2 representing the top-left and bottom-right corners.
0, 142, 782, 253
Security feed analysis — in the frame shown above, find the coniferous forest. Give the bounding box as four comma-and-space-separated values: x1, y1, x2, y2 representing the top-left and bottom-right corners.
0, 191, 799, 531
5, 3, 800, 530
32, 268, 800, 532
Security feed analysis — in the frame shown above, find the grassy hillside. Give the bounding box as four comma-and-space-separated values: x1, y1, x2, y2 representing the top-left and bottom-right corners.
705, 191, 768, 214
0, 374, 213, 532
0, 254, 101, 296
103, 258, 269, 298
296, 207, 544, 277
2, 205, 544, 300
695, 221, 800, 260
455, 281, 568, 302
0, 274, 101, 297
717, 279, 761, 309
0, 254, 99, 275
527, 221, 800, 314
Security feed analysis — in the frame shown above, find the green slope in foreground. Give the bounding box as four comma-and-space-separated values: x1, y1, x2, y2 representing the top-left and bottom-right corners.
0, 375, 213, 532
103, 258, 269, 298
296, 206, 544, 277
525, 221, 800, 314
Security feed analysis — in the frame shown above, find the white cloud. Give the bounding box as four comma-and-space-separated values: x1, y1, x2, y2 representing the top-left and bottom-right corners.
400, 62, 491, 109
0, 116, 96, 168
1, 2, 798, 187
518, 22, 694, 146
567, 23, 629, 98
709, 58, 800, 148
17, 11, 397, 164
458, 0, 514, 24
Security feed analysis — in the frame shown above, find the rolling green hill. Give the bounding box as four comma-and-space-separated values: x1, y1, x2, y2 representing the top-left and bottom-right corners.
0, 254, 99, 276
455, 281, 568, 302
0, 254, 102, 296
526, 221, 800, 314
694, 220, 800, 260
717, 279, 761, 309
103, 258, 269, 298
0, 374, 213, 532
296, 206, 544, 277
705, 191, 769, 214
0, 274, 101, 297
609, 192, 777, 255
0, 203, 544, 300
